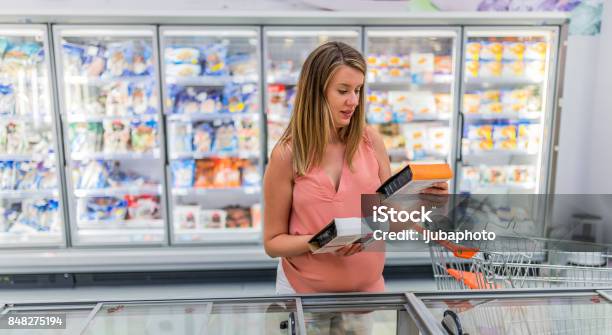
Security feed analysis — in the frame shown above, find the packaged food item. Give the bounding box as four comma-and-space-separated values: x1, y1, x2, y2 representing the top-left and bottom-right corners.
502, 42, 526, 60
128, 82, 157, 115
199, 209, 226, 229
481, 90, 501, 104
517, 123, 542, 153
0, 161, 17, 190
237, 118, 259, 154
223, 83, 252, 114
401, 124, 426, 160
16, 162, 38, 190
125, 195, 160, 220
241, 160, 260, 187
104, 82, 130, 116
78, 197, 127, 221
465, 42, 482, 60
227, 53, 258, 79
0, 84, 14, 115
465, 60, 480, 78
224, 205, 252, 229
105, 43, 130, 77
480, 102, 503, 114
166, 63, 201, 77
495, 139, 518, 150
481, 166, 507, 185
410, 53, 434, 83
507, 165, 534, 184
434, 55, 452, 75
434, 94, 452, 115
213, 121, 238, 152
171, 159, 195, 188
213, 158, 241, 187
410, 92, 437, 116
467, 124, 493, 141
194, 159, 216, 188
70, 122, 104, 153
5, 121, 27, 154
463, 93, 481, 114
193, 121, 214, 153
130, 119, 157, 152
164, 47, 200, 65
267, 84, 287, 117
469, 139, 494, 152
250, 203, 261, 229
173, 205, 200, 230
427, 127, 450, 156
479, 60, 503, 77
461, 166, 481, 191
168, 123, 193, 153
367, 54, 382, 67
502, 60, 525, 77
74, 160, 109, 189
525, 41, 547, 60
103, 120, 130, 153
367, 104, 392, 124
203, 43, 228, 76
480, 41, 504, 61
388, 91, 413, 123
493, 124, 517, 141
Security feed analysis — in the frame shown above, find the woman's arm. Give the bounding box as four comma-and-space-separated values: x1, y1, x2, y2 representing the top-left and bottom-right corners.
366, 125, 392, 183
263, 144, 313, 258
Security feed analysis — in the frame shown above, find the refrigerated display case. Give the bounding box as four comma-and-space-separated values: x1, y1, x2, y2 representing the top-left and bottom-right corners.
0, 25, 65, 248
457, 27, 559, 194
263, 27, 362, 156
364, 28, 460, 175
53, 26, 166, 246
160, 27, 263, 244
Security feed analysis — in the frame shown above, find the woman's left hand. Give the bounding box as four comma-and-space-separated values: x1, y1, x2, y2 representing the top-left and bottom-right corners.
420, 182, 449, 195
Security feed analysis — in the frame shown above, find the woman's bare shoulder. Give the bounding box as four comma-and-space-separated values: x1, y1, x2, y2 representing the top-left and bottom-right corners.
364, 125, 387, 156
268, 142, 294, 178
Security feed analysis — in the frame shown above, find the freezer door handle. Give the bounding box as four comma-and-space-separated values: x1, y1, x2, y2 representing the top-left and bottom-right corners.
456, 111, 465, 162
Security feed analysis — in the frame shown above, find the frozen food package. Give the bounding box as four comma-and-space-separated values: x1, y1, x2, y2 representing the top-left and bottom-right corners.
174, 205, 200, 230
388, 91, 413, 122
213, 121, 238, 153
434, 94, 452, 115
104, 82, 130, 116
507, 165, 535, 184
5, 122, 27, 154
493, 124, 517, 141
502, 42, 526, 61
224, 206, 252, 229
502, 60, 525, 77
164, 47, 200, 65
480, 102, 503, 114
69, 122, 103, 153
427, 127, 450, 156
166, 63, 201, 77
467, 124, 493, 141
237, 118, 259, 154
495, 139, 518, 150
525, 60, 546, 80
168, 123, 193, 153
410, 53, 434, 83
103, 120, 130, 153
465, 60, 479, 78
463, 93, 481, 114
470, 139, 494, 152
410, 92, 437, 116
434, 55, 452, 75
401, 124, 427, 160
465, 42, 482, 61
200, 209, 226, 229
480, 41, 504, 61
171, 159, 195, 188
479, 60, 502, 77
227, 53, 258, 78
525, 41, 548, 60
241, 160, 261, 187
125, 195, 160, 220
203, 43, 228, 76
481, 166, 507, 185
194, 158, 216, 188
461, 166, 481, 191
213, 158, 241, 188
193, 121, 214, 153
130, 119, 157, 152
267, 84, 287, 117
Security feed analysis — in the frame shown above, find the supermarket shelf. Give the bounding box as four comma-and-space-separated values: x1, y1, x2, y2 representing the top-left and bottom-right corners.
464, 111, 542, 120
387, 149, 448, 161
166, 75, 258, 86
77, 219, 165, 230
0, 189, 59, 199
0, 247, 430, 273
76, 230, 165, 245
0, 114, 53, 123
266, 76, 298, 86
172, 186, 261, 196
74, 185, 162, 197
368, 115, 451, 124
464, 183, 536, 193
64, 75, 154, 85
170, 151, 259, 160
174, 228, 261, 244
463, 151, 538, 160
166, 112, 259, 122
0, 232, 63, 247
368, 75, 453, 86
0, 153, 54, 161
71, 150, 161, 161
267, 113, 291, 123
465, 76, 543, 86
66, 113, 158, 123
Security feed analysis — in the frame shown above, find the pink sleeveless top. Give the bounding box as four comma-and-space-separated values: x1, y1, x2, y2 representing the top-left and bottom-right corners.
282, 131, 386, 293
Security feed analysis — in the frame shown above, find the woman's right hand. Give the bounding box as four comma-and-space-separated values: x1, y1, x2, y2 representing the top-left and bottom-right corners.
333, 243, 363, 257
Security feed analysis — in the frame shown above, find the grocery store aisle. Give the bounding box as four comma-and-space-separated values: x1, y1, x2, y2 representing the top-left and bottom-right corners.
0, 277, 436, 305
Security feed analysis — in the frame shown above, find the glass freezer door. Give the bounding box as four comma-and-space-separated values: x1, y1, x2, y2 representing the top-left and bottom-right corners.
160, 27, 263, 244
263, 27, 362, 156
458, 27, 559, 194
54, 26, 166, 246
0, 25, 65, 248
365, 28, 460, 174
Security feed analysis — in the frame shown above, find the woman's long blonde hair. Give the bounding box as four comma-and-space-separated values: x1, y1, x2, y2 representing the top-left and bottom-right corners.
278, 41, 366, 177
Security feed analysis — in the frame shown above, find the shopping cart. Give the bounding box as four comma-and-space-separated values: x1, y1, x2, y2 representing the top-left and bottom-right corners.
429, 234, 612, 290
